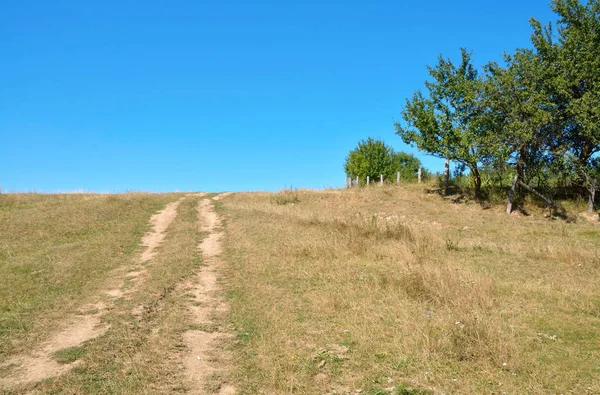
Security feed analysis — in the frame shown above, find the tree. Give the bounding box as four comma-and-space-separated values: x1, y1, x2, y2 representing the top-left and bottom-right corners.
531, 0, 600, 211
395, 49, 493, 199
483, 49, 557, 214
488, 0, 600, 214
392, 152, 422, 182
344, 138, 422, 183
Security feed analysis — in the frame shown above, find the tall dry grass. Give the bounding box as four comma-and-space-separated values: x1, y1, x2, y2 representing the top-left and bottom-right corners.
218, 185, 600, 394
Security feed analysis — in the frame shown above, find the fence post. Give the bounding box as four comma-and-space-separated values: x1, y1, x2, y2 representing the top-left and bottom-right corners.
418, 167, 422, 183
367, 176, 370, 185
380, 174, 383, 186
396, 171, 400, 184
355, 177, 359, 186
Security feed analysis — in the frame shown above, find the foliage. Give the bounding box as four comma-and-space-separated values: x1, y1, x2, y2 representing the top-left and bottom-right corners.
344, 138, 423, 183
397, 0, 600, 213
392, 152, 423, 182
395, 49, 493, 197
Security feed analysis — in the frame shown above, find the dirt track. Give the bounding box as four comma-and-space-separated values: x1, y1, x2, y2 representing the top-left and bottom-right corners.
182, 194, 235, 394
0, 197, 184, 390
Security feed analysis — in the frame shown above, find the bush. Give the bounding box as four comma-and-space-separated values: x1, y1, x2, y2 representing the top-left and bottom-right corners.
344, 138, 425, 184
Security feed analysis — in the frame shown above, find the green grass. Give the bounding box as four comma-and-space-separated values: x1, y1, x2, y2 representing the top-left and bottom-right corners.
0, 193, 179, 358
33, 195, 206, 393
53, 346, 86, 364
0, 193, 210, 393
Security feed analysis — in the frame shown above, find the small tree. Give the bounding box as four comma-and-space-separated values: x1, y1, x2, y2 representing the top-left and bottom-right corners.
344, 138, 422, 183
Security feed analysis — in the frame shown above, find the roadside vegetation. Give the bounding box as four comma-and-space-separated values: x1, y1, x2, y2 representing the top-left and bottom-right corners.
220, 185, 600, 394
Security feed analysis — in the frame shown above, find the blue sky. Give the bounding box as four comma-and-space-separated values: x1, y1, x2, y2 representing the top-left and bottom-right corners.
1, 0, 556, 192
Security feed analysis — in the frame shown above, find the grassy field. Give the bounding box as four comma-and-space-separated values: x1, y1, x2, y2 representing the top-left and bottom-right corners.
0, 193, 217, 393
0, 193, 176, 358
1, 188, 599, 394
219, 185, 600, 394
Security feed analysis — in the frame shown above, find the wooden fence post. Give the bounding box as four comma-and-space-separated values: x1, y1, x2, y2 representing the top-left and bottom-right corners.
418, 168, 422, 183
380, 174, 383, 186
396, 172, 400, 184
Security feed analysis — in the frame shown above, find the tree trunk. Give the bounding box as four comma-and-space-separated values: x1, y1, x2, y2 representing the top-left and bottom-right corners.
443, 158, 450, 195
506, 172, 519, 214
506, 161, 523, 214
588, 178, 597, 213
471, 166, 482, 200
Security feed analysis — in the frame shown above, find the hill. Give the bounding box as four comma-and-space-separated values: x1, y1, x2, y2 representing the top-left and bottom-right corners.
1, 187, 599, 393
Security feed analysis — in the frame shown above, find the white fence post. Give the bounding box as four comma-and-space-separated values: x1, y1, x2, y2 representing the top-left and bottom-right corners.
418, 168, 422, 183
367, 176, 370, 185
397, 171, 400, 184
380, 174, 383, 186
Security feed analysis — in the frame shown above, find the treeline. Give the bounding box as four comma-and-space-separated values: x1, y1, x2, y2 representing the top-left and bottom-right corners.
395, 0, 599, 214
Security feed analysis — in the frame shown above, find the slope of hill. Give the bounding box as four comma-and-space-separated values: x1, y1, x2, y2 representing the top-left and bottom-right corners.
219, 185, 600, 394
1, 188, 599, 394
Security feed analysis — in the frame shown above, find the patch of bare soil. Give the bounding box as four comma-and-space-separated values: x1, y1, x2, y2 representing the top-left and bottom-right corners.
183, 194, 235, 394
212, 192, 232, 201
0, 306, 108, 389
120, 197, 185, 306
579, 211, 600, 223
141, 199, 184, 262
0, 198, 185, 390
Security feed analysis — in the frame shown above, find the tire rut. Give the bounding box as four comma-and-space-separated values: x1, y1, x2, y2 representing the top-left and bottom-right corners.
0, 197, 185, 391
183, 194, 235, 394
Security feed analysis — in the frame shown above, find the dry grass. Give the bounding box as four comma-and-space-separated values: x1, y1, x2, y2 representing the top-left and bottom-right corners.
218, 184, 600, 394
271, 188, 301, 206
2, 188, 599, 394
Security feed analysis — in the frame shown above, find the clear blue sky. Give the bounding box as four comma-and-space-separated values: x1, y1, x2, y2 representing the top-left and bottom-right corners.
1, 0, 556, 192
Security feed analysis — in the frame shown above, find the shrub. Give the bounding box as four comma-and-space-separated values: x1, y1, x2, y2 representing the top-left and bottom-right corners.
344, 138, 425, 184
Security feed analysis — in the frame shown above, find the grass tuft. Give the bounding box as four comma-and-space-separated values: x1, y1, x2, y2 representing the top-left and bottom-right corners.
53, 346, 86, 364
271, 188, 300, 205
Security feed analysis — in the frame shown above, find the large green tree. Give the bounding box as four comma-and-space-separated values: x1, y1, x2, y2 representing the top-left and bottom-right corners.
531, 0, 600, 211
394, 0, 599, 214
483, 48, 558, 213
395, 49, 493, 199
